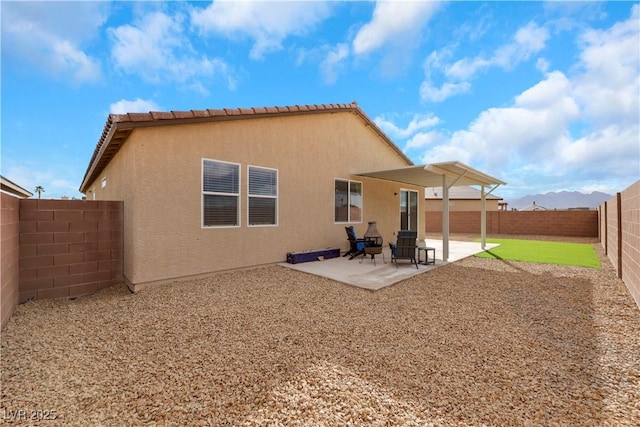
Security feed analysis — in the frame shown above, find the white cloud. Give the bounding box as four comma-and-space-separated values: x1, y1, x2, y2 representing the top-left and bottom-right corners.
375, 113, 440, 139
191, 1, 332, 60
492, 22, 549, 69
405, 131, 445, 151
109, 11, 236, 92
1, 1, 106, 84
572, 4, 640, 127
110, 99, 160, 114
420, 81, 471, 103
422, 21, 550, 103
351, 1, 442, 77
560, 125, 639, 177
421, 143, 472, 165
536, 58, 550, 73
319, 44, 350, 85
416, 7, 639, 192
428, 71, 579, 171
445, 57, 491, 81
352, 1, 441, 55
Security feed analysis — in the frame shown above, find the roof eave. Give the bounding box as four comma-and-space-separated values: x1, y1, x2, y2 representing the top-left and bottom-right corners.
79, 102, 413, 193
0, 175, 33, 198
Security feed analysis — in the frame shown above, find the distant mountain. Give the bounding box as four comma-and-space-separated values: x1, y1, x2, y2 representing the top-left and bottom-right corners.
507, 191, 612, 210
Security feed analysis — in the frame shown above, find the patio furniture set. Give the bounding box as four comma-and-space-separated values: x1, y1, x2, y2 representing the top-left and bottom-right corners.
344, 222, 436, 268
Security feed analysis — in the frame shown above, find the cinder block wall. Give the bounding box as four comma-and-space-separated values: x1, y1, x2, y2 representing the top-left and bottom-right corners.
18, 199, 123, 303
606, 196, 620, 276
425, 210, 598, 237
621, 182, 640, 308
1, 193, 21, 329
601, 181, 640, 310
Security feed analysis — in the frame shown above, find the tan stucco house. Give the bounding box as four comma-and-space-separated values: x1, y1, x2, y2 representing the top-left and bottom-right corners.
79, 103, 428, 290
80, 102, 505, 291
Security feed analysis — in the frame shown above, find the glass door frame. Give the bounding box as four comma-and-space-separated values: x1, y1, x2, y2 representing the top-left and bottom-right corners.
399, 189, 419, 232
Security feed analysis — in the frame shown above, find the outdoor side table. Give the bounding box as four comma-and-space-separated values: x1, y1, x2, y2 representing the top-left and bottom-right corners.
417, 246, 436, 265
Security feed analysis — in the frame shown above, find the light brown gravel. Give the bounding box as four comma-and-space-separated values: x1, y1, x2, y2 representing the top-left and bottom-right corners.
1, 241, 639, 426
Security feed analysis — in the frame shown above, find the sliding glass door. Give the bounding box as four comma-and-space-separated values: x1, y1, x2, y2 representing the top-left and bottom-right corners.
400, 189, 418, 232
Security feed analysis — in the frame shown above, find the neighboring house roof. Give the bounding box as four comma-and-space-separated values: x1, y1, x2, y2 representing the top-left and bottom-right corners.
1, 175, 33, 198
426, 186, 502, 200
79, 102, 413, 193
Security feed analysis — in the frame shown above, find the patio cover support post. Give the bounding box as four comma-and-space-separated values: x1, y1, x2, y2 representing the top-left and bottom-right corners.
480, 184, 500, 250
442, 175, 449, 262
481, 186, 486, 250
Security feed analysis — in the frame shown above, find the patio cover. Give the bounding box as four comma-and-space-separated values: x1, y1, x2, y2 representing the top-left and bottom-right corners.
356, 161, 506, 261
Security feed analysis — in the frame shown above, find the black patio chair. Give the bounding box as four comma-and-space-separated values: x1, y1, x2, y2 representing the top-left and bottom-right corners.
389, 230, 418, 269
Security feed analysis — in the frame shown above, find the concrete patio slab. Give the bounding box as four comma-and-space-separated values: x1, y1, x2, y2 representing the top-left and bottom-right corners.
279, 239, 499, 290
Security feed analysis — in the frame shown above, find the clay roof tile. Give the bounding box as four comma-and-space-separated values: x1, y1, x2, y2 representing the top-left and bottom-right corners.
150, 111, 175, 120
172, 111, 194, 119
191, 110, 209, 118
127, 112, 153, 122
80, 101, 412, 193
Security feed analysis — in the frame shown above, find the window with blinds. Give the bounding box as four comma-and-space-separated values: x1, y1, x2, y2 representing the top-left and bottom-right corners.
334, 179, 362, 223
248, 166, 278, 226
202, 159, 240, 227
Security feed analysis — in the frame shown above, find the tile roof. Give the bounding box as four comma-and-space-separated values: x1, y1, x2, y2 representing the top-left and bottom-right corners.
79, 102, 413, 192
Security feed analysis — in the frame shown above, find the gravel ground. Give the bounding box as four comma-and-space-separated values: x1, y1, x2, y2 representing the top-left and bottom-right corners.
1, 239, 639, 426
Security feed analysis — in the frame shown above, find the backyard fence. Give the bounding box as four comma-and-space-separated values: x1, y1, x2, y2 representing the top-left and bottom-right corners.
599, 180, 640, 310
425, 210, 598, 237
1, 193, 21, 329
1, 196, 123, 330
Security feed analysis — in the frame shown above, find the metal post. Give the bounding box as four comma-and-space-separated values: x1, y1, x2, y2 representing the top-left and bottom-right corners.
442, 175, 449, 262
481, 186, 486, 250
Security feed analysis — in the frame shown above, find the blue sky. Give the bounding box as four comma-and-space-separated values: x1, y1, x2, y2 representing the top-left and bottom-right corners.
1, 1, 638, 201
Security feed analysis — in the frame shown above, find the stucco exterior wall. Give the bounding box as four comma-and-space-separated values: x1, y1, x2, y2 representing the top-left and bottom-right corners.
87, 136, 137, 285
86, 111, 420, 289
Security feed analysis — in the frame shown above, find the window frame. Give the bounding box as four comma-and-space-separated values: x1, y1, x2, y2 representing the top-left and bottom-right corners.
202, 158, 241, 229
247, 165, 279, 227
334, 178, 363, 224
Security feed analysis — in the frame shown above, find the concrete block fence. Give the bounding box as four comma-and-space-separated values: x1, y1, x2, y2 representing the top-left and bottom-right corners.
1, 197, 123, 329
599, 180, 640, 310
1, 193, 21, 329
425, 210, 599, 237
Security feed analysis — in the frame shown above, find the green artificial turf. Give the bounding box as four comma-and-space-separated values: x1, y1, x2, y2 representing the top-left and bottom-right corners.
475, 238, 601, 268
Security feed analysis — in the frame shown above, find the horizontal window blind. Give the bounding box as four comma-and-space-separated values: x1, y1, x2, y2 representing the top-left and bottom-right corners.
249, 167, 277, 196
203, 160, 239, 194
249, 198, 276, 225
249, 166, 277, 226
203, 195, 238, 227
203, 159, 240, 227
